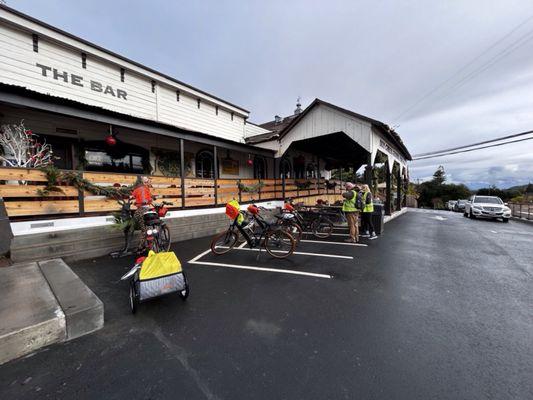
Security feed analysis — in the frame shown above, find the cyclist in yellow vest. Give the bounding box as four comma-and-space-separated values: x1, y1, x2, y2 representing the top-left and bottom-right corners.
342, 182, 360, 243
360, 184, 377, 240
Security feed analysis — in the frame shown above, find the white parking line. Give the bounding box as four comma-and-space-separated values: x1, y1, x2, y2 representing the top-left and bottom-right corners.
238, 241, 247, 248
189, 260, 332, 279
219, 246, 353, 259
300, 239, 368, 247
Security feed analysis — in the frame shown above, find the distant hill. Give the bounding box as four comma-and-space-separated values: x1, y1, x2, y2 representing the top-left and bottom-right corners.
505, 184, 529, 192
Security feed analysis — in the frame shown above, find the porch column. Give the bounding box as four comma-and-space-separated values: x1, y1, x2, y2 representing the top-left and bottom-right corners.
180, 139, 185, 209
396, 167, 402, 211
316, 156, 320, 192
365, 153, 373, 188
385, 162, 392, 216
213, 145, 218, 205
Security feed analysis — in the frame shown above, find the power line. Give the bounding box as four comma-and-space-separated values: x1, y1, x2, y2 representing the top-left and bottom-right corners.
392, 13, 533, 123
414, 129, 533, 157
412, 135, 533, 160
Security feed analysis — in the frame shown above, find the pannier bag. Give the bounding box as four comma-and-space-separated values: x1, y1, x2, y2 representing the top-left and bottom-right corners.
138, 251, 186, 301
225, 200, 244, 224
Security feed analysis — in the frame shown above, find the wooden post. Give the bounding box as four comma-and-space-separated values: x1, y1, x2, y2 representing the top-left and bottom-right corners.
238, 179, 242, 203
213, 145, 218, 205
77, 170, 85, 216
180, 139, 185, 209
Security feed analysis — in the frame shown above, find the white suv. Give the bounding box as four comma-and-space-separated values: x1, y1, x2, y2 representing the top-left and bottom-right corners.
464, 195, 511, 222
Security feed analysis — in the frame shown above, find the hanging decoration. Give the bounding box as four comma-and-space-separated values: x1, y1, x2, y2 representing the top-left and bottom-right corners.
237, 180, 264, 193
247, 154, 253, 166
105, 125, 117, 146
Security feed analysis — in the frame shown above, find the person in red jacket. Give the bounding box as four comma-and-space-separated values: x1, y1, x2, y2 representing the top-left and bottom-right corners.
131, 176, 153, 233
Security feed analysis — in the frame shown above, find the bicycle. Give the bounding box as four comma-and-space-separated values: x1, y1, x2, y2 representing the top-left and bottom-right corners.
276, 202, 333, 239
138, 201, 173, 253
211, 204, 296, 259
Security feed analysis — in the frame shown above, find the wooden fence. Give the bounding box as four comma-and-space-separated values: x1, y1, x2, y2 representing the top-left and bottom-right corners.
509, 202, 533, 221
0, 166, 344, 219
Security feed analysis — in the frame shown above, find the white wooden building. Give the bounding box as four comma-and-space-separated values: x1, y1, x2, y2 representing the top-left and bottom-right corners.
0, 4, 411, 215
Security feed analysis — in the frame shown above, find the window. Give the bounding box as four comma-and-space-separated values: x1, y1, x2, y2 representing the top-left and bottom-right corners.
254, 156, 267, 179
32, 34, 38, 52
83, 141, 148, 174
196, 150, 214, 178
306, 163, 317, 179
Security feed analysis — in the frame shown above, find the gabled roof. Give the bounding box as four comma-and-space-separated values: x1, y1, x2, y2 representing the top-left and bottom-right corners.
257, 98, 412, 160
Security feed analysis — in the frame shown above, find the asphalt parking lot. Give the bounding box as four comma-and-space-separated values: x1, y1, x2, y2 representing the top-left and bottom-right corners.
1, 209, 532, 400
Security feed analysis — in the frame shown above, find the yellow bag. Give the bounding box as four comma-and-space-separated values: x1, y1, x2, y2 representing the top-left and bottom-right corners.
139, 250, 182, 280
225, 199, 244, 225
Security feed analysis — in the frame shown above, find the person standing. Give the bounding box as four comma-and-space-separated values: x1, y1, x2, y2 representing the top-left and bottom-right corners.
360, 184, 377, 239
342, 182, 360, 243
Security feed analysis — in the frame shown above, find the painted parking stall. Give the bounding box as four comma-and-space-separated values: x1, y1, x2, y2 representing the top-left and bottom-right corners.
188, 223, 372, 280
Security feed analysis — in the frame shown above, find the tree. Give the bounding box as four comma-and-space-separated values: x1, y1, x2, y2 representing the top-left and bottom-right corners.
417, 166, 471, 208
432, 165, 446, 185
0, 121, 53, 168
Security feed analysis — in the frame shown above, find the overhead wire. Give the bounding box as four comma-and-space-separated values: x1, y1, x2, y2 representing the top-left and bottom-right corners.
414, 129, 533, 157
392, 13, 533, 123
412, 135, 533, 160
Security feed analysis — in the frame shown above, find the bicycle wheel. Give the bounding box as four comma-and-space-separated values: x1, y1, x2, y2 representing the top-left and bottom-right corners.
264, 229, 295, 259
312, 217, 333, 238
210, 230, 238, 255
281, 221, 303, 243
157, 225, 171, 251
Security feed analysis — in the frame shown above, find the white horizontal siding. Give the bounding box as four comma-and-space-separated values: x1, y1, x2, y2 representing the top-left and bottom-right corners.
0, 20, 249, 144
280, 104, 372, 155
0, 7, 248, 117
244, 123, 271, 138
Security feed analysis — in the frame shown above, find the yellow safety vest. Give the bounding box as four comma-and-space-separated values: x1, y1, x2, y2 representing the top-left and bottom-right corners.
342, 190, 358, 212
362, 191, 374, 213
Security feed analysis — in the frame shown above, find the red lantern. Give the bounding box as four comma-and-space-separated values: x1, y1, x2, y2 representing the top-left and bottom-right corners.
105, 134, 117, 146
247, 158, 253, 166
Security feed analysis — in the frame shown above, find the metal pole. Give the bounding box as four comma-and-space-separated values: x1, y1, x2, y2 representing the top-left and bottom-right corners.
180, 139, 185, 209
396, 167, 402, 211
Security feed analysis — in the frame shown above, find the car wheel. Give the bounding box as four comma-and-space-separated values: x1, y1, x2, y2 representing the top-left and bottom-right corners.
502, 218, 509, 223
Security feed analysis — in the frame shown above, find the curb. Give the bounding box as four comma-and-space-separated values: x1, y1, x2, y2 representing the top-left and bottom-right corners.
0, 259, 103, 365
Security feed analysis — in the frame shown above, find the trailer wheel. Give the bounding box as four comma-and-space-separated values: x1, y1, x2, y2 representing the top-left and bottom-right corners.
129, 281, 138, 314
179, 283, 189, 301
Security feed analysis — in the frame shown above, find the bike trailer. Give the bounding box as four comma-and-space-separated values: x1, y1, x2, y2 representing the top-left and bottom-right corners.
129, 250, 189, 313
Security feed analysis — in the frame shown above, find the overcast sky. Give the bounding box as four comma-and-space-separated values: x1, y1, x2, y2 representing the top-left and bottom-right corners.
8, 0, 533, 189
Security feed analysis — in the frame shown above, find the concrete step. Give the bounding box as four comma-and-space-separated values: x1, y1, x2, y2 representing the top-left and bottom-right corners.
38, 259, 104, 340
0, 262, 66, 365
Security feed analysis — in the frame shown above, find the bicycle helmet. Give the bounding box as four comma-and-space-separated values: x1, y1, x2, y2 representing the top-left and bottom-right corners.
247, 204, 259, 215
284, 203, 294, 212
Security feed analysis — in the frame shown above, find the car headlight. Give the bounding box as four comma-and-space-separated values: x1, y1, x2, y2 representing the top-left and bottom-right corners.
473, 205, 482, 210
503, 207, 511, 212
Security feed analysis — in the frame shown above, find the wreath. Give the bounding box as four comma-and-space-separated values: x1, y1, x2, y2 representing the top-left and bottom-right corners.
237, 181, 265, 193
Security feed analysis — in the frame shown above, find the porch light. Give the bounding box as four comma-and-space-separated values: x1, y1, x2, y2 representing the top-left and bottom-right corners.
105, 125, 117, 146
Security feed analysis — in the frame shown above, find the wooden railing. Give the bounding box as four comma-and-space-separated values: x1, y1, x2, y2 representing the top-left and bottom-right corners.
0, 166, 344, 219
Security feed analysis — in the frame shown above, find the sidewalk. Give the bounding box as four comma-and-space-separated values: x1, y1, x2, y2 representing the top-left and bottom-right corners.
0, 259, 103, 365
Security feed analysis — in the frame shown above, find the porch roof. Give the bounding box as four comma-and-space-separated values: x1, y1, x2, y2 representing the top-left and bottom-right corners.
0, 83, 275, 158
287, 132, 370, 171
